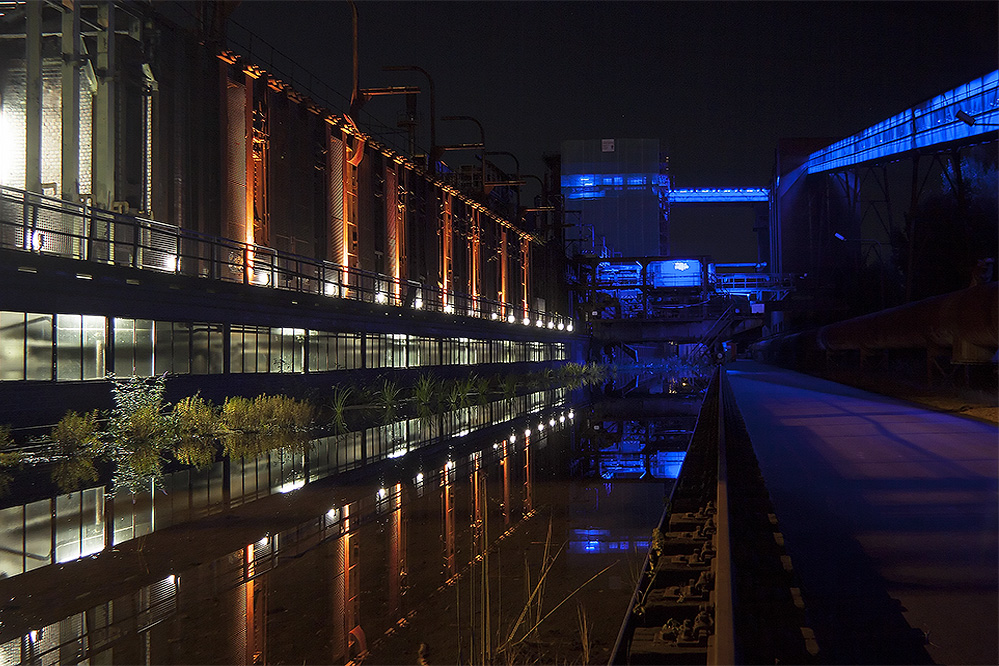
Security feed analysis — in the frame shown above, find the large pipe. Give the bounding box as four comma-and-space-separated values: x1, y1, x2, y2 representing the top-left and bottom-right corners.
818, 282, 997, 359
755, 282, 998, 364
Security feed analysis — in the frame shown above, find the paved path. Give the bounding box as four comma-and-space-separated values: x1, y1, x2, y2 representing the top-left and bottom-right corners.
726, 361, 997, 665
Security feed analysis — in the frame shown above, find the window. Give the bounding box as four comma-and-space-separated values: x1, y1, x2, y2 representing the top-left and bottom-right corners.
56, 314, 106, 380
113, 318, 154, 376
26, 313, 54, 380
0, 311, 27, 380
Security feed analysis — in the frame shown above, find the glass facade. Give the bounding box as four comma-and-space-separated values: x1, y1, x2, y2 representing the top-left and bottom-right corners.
0, 310, 568, 382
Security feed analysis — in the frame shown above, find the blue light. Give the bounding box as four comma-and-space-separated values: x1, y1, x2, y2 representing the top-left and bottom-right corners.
669, 188, 769, 203
808, 70, 999, 174
648, 259, 702, 287
649, 451, 686, 479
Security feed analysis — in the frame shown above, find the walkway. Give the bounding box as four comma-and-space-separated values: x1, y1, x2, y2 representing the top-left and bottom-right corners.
727, 361, 998, 665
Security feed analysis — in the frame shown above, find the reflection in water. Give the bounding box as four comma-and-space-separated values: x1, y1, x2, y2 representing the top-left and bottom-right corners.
0, 391, 700, 665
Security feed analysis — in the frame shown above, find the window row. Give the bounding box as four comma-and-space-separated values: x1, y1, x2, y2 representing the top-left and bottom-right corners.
0, 311, 568, 381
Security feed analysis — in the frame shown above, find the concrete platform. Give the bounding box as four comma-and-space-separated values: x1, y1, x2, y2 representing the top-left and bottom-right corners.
727, 360, 998, 665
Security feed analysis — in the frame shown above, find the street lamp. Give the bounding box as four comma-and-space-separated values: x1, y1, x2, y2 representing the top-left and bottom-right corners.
442, 115, 485, 196
383, 65, 437, 172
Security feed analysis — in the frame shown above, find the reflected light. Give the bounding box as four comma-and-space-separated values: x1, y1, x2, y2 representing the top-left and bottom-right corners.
276, 478, 304, 493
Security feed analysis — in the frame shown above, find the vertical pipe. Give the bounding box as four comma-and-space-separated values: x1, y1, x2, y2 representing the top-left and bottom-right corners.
499, 229, 508, 316
520, 235, 530, 318
25, 1, 43, 194
93, 1, 115, 208
61, 1, 81, 201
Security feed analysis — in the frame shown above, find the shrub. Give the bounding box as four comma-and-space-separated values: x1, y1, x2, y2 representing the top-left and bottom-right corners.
172, 395, 220, 469
50, 410, 102, 492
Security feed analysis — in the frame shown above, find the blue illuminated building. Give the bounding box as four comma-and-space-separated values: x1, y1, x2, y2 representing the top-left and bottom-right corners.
561, 138, 669, 257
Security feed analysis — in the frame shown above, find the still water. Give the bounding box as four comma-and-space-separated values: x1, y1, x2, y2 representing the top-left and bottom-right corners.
0, 391, 700, 665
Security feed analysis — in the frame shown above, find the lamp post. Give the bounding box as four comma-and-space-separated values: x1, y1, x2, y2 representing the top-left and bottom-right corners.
442, 115, 485, 197
834, 232, 885, 310
383, 65, 437, 172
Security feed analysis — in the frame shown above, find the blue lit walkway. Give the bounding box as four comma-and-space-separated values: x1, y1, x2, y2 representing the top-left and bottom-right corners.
727, 361, 997, 665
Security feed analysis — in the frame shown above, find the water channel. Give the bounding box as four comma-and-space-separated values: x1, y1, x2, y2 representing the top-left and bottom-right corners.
0, 376, 705, 665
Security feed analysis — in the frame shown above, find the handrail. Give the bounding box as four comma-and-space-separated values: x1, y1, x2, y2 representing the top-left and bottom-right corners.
708, 368, 737, 665
0, 186, 574, 331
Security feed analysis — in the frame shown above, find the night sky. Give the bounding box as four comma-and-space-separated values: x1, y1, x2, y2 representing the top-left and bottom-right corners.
229, 1, 998, 261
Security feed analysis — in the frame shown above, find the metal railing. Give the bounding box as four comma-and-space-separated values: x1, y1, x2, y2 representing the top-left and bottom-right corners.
0, 186, 573, 330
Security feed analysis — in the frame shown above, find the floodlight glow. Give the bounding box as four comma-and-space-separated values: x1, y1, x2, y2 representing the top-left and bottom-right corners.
377, 487, 387, 499
557, 322, 564, 330
523, 317, 531, 326
547, 321, 554, 329
324, 282, 340, 297
524, 428, 531, 437
375, 291, 387, 304
491, 312, 498, 320
0, 107, 17, 186
414, 298, 423, 309
507, 314, 516, 323
549, 418, 556, 426
567, 324, 574, 332
276, 478, 303, 493
510, 433, 516, 442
